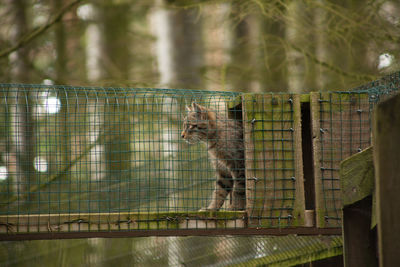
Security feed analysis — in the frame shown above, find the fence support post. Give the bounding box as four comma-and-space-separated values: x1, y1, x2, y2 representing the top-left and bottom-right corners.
340, 147, 377, 267
374, 92, 400, 267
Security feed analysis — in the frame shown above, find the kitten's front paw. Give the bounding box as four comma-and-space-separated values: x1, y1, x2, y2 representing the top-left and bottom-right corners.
227, 203, 245, 211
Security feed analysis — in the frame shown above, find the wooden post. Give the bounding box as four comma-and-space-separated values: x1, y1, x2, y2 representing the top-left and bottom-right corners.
374, 92, 400, 267
342, 197, 377, 267
242, 93, 305, 227
311, 92, 371, 228
340, 147, 378, 267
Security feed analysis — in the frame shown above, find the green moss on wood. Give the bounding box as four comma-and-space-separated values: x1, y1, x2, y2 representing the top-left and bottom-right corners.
340, 146, 374, 206
312, 92, 371, 228
0, 211, 246, 233
227, 95, 243, 109
243, 94, 303, 227
300, 94, 310, 103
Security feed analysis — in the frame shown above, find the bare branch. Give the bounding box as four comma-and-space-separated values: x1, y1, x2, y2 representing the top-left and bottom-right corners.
0, 0, 83, 59
262, 34, 378, 82
287, 41, 378, 82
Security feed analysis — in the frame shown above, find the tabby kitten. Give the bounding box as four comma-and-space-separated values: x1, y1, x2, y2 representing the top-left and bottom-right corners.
181, 102, 245, 210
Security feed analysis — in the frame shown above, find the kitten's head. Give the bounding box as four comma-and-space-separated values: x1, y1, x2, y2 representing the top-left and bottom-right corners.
181, 102, 216, 144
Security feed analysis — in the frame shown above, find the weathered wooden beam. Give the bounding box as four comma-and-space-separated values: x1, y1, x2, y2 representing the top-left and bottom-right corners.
340, 146, 374, 207
242, 93, 305, 227
342, 197, 378, 267
310, 92, 324, 227
311, 92, 371, 228
0, 226, 342, 241
0, 211, 246, 234
340, 147, 378, 267
374, 92, 400, 267
0, 211, 342, 241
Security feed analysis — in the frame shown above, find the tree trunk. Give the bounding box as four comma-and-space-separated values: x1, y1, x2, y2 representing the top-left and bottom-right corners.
53, 0, 68, 84
7, 0, 36, 198
100, 2, 132, 201
261, 16, 288, 92
228, 6, 262, 92
8, 0, 30, 83
151, 0, 205, 208
151, 3, 205, 264
151, 0, 204, 88
285, 1, 306, 93
202, 3, 232, 90
85, 4, 104, 82
83, 3, 132, 215
314, 0, 329, 90
52, 0, 71, 186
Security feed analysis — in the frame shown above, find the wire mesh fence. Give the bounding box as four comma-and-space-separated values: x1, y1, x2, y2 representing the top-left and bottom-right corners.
243, 94, 304, 228
0, 86, 246, 234
311, 92, 371, 227
1, 235, 343, 266
311, 71, 400, 227
0, 72, 398, 237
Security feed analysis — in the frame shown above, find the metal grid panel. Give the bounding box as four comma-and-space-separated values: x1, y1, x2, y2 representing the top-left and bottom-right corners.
311, 72, 400, 228
354, 71, 400, 99
0, 85, 245, 233
0, 72, 398, 236
311, 92, 371, 228
0, 235, 343, 266
243, 94, 305, 227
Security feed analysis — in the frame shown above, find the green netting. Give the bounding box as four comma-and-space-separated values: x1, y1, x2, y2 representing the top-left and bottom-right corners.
313, 71, 400, 227
312, 91, 371, 227
0, 86, 237, 213
0, 235, 343, 266
0, 72, 398, 235
0, 85, 247, 232
242, 93, 301, 228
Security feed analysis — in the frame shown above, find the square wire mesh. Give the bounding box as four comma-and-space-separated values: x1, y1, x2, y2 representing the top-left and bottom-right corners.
243, 94, 304, 228
312, 71, 400, 227
0, 85, 245, 233
0, 72, 398, 235
312, 92, 371, 227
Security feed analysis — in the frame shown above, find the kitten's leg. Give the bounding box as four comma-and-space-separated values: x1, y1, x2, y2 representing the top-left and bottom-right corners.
205, 171, 233, 211
230, 171, 246, 210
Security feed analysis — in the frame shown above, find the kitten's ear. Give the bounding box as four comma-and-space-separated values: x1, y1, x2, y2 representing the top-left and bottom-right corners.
191, 102, 211, 120
191, 102, 203, 113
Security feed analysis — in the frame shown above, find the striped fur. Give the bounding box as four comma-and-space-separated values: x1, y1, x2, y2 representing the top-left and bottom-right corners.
181, 103, 245, 210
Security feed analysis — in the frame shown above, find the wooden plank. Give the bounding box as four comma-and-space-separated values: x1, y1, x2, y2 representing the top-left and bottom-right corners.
243, 93, 305, 227
311, 92, 371, 228
0, 211, 246, 234
310, 92, 324, 228
0, 227, 342, 241
342, 197, 378, 267
300, 94, 310, 103
340, 146, 374, 206
373, 92, 400, 267
293, 94, 307, 226
340, 146, 377, 267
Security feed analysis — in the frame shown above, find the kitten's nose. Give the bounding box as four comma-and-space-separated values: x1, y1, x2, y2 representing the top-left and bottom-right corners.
181, 131, 185, 138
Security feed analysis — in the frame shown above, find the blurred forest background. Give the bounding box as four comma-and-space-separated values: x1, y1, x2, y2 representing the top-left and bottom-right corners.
1, 0, 399, 91
0, 0, 399, 266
